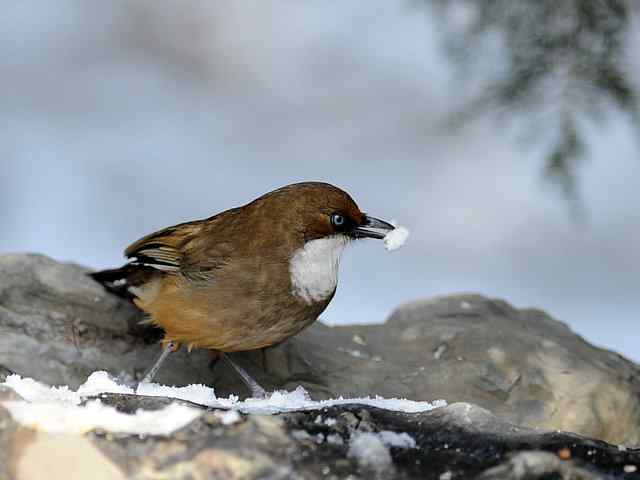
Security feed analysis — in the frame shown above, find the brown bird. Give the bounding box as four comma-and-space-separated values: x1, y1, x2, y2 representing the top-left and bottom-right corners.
91, 182, 396, 396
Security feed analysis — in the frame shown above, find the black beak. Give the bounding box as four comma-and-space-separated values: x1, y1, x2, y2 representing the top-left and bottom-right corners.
352, 215, 395, 239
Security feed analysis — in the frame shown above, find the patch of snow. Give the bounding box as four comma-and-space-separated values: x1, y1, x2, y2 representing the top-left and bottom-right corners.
4, 371, 133, 406
136, 382, 237, 408
135, 379, 439, 412
233, 386, 446, 415
1, 373, 198, 435
1, 372, 446, 436
4, 373, 446, 415
326, 433, 344, 446
77, 371, 135, 397
314, 414, 339, 427
348, 431, 393, 472
378, 430, 416, 449
346, 430, 416, 473
3, 374, 80, 405
384, 226, 409, 251
214, 409, 242, 426
2, 399, 200, 436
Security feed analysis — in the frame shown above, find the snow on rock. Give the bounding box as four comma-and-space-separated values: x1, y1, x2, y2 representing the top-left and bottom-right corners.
384, 226, 410, 251
4, 371, 133, 405
2, 400, 201, 436
1, 371, 446, 436
137, 382, 445, 414
136, 382, 237, 408
346, 430, 416, 473
232, 386, 446, 414
3, 374, 80, 405
378, 430, 416, 449
77, 371, 135, 397
348, 431, 394, 472
214, 409, 242, 426
1, 372, 200, 435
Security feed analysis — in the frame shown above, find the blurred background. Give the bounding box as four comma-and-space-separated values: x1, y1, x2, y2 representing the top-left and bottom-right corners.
1, 1, 638, 361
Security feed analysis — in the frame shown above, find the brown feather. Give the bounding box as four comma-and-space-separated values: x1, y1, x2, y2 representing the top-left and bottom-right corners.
92, 182, 364, 352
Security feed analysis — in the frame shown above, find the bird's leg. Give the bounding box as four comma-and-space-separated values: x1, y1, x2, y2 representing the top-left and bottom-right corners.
141, 341, 179, 383
222, 353, 267, 399
261, 347, 269, 373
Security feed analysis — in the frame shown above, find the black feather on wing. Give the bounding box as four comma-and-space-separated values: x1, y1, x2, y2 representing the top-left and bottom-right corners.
90, 216, 231, 297
88, 264, 156, 300
123, 220, 205, 274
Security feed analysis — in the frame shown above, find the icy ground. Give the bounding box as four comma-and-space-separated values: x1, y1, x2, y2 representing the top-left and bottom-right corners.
1, 371, 446, 436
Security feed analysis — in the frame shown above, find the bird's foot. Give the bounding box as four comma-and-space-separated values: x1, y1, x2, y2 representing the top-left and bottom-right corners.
140, 341, 178, 384
248, 381, 268, 399
222, 353, 268, 399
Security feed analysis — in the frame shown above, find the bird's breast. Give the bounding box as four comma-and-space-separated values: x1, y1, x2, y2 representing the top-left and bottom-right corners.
289, 235, 348, 305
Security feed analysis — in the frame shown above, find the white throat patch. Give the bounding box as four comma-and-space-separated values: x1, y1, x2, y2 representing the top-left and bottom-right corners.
290, 235, 348, 305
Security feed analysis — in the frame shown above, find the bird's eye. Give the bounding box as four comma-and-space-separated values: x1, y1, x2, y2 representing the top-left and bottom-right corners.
331, 213, 346, 228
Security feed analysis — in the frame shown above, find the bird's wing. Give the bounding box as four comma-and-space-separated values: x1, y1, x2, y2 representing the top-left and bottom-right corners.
124, 220, 205, 273
178, 211, 240, 281
124, 215, 235, 281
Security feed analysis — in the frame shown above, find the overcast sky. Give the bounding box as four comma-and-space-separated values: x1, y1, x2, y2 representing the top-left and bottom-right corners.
1, 1, 638, 361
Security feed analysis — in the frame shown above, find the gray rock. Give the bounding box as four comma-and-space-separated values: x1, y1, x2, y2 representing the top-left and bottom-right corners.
0, 253, 215, 387
1, 253, 639, 446
476, 451, 601, 480
301, 295, 640, 445
0, 365, 14, 383
2, 388, 639, 480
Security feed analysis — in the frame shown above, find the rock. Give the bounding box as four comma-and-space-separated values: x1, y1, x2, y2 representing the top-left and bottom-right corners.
1, 253, 640, 446
0, 253, 215, 387
374, 297, 640, 445
0, 365, 14, 383
476, 451, 601, 480
1, 387, 639, 480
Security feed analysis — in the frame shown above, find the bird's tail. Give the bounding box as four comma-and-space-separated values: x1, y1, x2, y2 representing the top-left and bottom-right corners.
89, 264, 154, 300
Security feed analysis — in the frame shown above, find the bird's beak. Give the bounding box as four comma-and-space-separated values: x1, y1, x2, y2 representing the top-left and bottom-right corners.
351, 215, 395, 239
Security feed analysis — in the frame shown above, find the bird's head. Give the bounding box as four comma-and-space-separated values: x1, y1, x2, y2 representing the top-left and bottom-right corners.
250, 182, 396, 304
252, 182, 395, 243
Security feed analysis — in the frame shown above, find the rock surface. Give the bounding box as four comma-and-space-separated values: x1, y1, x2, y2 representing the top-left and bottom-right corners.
1, 253, 640, 479
1, 253, 639, 447
1, 385, 639, 480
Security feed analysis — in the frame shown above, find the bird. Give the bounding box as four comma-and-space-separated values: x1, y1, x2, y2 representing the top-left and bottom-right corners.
90, 182, 396, 396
